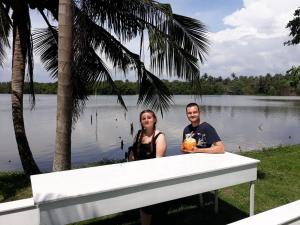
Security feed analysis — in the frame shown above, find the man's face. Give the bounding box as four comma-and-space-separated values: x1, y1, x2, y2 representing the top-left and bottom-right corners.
186, 106, 200, 123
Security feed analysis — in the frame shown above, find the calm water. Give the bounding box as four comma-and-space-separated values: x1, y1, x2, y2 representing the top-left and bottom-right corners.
1, 94, 300, 171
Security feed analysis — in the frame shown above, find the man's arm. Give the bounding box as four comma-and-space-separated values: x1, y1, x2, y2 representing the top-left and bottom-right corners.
192, 141, 225, 154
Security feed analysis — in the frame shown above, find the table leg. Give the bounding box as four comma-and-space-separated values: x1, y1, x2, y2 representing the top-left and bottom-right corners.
250, 181, 255, 216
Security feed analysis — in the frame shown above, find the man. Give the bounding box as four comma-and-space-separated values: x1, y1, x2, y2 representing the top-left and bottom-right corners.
182, 103, 224, 153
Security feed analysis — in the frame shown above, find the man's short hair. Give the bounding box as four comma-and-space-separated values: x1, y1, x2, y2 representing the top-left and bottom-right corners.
186, 102, 200, 112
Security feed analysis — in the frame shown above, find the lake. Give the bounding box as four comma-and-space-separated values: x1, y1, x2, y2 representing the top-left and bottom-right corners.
1, 94, 300, 172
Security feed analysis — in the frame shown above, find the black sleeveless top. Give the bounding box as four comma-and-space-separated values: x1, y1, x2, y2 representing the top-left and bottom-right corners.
133, 130, 163, 160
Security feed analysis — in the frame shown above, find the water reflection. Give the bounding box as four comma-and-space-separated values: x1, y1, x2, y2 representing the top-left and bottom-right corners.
1, 94, 300, 171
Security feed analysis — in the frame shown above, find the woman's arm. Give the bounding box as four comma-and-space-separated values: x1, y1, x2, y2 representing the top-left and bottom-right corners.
192, 141, 225, 154
156, 133, 167, 157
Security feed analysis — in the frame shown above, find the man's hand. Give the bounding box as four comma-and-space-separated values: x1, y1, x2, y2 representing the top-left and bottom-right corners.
181, 143, 189, 153
181, 143, 195, 153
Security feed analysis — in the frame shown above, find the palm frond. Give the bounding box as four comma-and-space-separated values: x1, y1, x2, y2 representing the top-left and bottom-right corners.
172, 14, 209, 62
72, 42, 127, 114
82, 0, 142, 40
74, 5, 176, 114
84, 0, 209, 81
148, 26, 200, 80
81, 0, 170, 42
146, 12, 209, 82
74, 8, 177, 114
32, 27, 58, 78
102, 69, 127, 111
137, 70, 173, 117
74, 7, 140, 74
37, 8, 58, 46
0, 2, 11, 67
145, 1, 209, 60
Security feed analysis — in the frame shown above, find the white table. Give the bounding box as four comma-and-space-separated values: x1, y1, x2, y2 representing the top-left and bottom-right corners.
228, 200, 300, 225
31, 152, 259, 225
0, 198, 38, 225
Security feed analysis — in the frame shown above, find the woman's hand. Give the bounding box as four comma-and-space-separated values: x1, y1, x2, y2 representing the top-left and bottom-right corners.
128, 151, 135, 161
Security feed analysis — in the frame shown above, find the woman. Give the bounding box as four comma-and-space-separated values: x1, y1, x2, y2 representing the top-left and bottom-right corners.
129, 109, 167, 225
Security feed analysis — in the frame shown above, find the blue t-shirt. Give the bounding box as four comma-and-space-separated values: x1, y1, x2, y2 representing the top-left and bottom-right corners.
183, 122, 221, 148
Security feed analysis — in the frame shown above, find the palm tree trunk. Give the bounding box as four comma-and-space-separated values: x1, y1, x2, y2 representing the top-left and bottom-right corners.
11, 26, 40, 176
53, 0, 73, 171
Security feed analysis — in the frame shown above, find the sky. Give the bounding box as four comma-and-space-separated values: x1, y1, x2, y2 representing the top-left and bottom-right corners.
1, 0, 300, 82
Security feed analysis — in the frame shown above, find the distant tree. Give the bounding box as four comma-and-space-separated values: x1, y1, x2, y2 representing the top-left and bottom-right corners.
0, 82, 10, 93
286, 66, 300, 94
223, 77, 231, 85
231, 72, 237, 80
285, 7, 300, 45
202, 73, 208, 80
216, 76, 223, 82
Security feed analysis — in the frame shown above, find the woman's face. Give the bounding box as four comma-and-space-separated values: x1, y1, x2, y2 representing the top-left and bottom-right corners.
140, 112, 156, 130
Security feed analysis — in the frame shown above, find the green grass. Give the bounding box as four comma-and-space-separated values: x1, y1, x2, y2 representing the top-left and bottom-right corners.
0, 172, 31, 202
219, 145, 300, 214
1, 145, 300, 225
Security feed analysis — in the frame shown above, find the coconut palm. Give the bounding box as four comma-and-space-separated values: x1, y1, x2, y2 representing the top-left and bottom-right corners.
33, 0, 209, 171
0, 1, 40, 175
0, 0, 58, 175
52, 0, 74, 171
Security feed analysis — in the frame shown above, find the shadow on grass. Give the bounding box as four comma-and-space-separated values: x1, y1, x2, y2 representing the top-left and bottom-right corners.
71, 209, 140, 225
72, 193, 248, 225
166, 195, 248, 225
0, 172, 30, 202
257, 170, 266, 180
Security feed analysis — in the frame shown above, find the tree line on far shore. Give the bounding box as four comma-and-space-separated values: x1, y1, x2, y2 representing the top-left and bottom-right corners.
1, 68, 300, 96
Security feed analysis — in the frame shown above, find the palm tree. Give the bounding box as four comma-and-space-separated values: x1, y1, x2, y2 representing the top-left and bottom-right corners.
52, 0, 74, 171
0, 0, 58, 175
33, 0, 209, 171
1, 1, 40, 175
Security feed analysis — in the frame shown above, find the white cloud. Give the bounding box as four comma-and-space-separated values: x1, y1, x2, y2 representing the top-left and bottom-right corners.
203, 0, 300, 77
